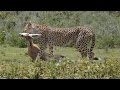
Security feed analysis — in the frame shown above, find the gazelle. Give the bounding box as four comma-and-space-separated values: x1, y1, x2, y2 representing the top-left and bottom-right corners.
19, 33, 47, 62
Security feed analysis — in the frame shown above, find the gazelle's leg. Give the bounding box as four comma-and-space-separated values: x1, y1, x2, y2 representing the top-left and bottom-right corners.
35, 52, 40, 62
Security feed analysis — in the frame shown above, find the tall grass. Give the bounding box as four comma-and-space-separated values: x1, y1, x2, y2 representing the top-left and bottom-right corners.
0, 46, 120, 79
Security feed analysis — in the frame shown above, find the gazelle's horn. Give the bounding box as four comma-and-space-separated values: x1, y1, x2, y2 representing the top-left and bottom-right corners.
19, 33, 29, 36
29, 34, 42, 37
19, 33, 41, 37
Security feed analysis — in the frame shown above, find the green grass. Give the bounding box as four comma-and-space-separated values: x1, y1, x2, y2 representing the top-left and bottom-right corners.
0, 46, 120, 79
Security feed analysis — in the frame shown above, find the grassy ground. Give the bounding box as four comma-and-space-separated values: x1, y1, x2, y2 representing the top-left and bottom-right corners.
0, 46, 120, 79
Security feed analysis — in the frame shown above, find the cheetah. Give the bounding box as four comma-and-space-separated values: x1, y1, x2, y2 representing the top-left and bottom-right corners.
23, 21, 97, 60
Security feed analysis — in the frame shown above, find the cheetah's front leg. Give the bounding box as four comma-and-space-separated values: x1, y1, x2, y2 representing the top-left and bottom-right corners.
48, 42, 54, 56
76, 32, 88, 59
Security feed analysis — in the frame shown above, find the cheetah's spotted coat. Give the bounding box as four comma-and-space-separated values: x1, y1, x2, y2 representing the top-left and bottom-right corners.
24, 22, 96, 60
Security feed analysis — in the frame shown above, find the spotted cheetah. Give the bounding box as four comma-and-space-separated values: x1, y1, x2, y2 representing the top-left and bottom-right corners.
24, 21, 96, 60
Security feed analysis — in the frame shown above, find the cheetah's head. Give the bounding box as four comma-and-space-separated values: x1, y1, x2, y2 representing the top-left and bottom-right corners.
24, 21, 48, 34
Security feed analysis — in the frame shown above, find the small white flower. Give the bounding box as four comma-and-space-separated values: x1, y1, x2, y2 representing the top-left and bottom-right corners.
99, 58, 102, 60
88, 66, 90, 70
56, 63, 60, 66
2, 31, 5, 33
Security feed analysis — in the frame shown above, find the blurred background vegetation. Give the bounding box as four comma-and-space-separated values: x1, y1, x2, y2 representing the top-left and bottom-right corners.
0, 11, 120, 49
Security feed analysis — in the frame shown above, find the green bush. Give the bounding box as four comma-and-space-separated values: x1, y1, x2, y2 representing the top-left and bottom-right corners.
1, 59, 120, 79
0, 30, 6, 45
4, 31, 27, 48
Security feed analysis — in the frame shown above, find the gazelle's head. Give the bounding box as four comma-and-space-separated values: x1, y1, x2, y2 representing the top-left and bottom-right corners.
19, 33, 41, 42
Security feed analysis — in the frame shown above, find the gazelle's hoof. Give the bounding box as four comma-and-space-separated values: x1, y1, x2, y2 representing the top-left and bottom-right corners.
54, 55, 65, 61
93, 57, 99, 60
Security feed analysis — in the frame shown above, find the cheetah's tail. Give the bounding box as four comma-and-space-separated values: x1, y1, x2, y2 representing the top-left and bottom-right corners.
90, 33, 95, 52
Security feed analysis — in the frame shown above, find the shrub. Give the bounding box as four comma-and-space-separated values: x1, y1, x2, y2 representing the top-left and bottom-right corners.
1, 59, 120, 79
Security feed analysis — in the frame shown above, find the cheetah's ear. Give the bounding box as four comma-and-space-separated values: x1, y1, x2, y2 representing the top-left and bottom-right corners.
28, 20, 32, 25
23, 20, 32, 27
29, 20, 32, 24
26, 21, 32, 28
